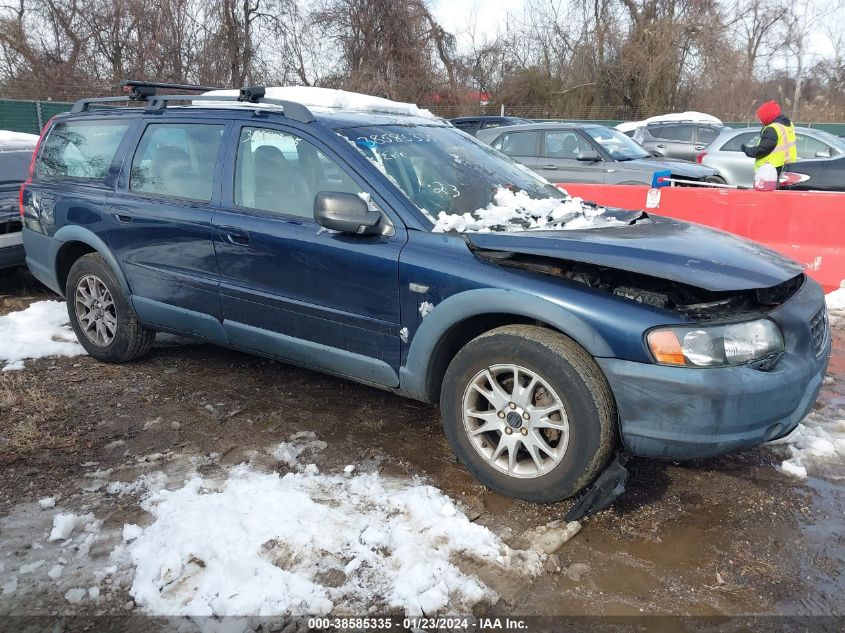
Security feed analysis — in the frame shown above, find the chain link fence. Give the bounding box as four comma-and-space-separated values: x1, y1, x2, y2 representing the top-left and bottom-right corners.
2, 97, 844, 137
0, 99, 74, 135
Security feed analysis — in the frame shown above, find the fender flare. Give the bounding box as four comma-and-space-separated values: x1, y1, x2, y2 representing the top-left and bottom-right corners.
399, 287, 614, 401
52, 226, 131, 295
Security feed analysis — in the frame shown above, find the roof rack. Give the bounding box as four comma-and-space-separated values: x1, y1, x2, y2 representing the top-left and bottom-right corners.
69, 79, 315, 124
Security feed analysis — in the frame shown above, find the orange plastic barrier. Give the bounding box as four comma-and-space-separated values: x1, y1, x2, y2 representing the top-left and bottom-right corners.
558, 184, 845, 293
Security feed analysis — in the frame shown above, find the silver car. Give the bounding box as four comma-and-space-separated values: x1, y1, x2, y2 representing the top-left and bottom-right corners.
476, 122, 723, 185
700, 127, 845, 187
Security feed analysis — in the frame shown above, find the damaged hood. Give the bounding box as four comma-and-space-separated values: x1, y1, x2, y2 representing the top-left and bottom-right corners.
467, 213, 803, 292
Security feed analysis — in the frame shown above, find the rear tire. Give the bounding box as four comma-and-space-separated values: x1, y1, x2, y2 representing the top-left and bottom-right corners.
66, 253, 155, 363
440, 325, 617, 502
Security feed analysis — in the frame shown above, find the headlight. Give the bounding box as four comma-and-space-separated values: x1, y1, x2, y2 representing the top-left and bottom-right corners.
647, 319, 784, 367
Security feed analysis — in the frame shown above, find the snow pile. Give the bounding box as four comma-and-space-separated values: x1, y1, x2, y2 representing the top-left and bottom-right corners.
827, 288, 845, 311
198, 87, 435, 119
0, 130, 38, 149
616, 111, 722, 134
430, 187, 621, 233
123, 464, 542, 617
771, 406, 845, 479
270, 431, 328, 468
0, 300, 84, 371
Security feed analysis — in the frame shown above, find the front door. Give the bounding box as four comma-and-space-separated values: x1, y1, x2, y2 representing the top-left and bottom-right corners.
212, 123, 406, 386
539, 130, 605, 183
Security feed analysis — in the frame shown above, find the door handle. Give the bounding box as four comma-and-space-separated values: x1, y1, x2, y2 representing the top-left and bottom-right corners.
107, 205, 133, 224
218, 227, 250, 246
541, 164, 559, 170
656, 144, 668, 148
694, 145, 704, 151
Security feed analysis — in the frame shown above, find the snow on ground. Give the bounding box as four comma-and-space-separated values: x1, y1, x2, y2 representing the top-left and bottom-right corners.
769, 290, 845, 479
0, 129, 38, 149
0, 300, 84, 371
121, 458, 543, 617
198, 87, 435, 119
616, 111, 722, 134
827, 288, 845, 311
430, 187, 623, 233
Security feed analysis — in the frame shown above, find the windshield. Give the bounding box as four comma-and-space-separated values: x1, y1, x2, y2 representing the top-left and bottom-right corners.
583, 126, 650, 161
335, 124, 563, 217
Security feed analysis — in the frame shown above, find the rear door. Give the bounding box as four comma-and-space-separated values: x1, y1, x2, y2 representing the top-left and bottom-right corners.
694, 125, 721, 157
29, 116, 133, 251
650, 124, 697, 160
212, 122, 406, 384
539, 129, 604, 183
106, 118, 229, 328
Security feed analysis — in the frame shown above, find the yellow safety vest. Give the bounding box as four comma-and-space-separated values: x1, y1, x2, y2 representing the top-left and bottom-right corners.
755, 122, 797, 169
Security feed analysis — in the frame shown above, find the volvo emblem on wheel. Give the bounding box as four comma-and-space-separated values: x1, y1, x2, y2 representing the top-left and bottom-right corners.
505, 411, 523, 429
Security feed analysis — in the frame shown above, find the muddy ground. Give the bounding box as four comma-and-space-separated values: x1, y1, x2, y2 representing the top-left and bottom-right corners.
0, 264, 843, 624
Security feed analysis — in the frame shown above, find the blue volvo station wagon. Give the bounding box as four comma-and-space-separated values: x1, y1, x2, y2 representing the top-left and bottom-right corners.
20, 81, 830, 504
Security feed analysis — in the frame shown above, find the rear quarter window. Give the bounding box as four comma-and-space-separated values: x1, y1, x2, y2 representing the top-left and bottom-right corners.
38, 119, 129, 180
720, 131, 758, 152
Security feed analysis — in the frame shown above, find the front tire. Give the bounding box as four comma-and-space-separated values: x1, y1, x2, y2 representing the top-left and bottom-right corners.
440, 325, 617, 502
66, 253, 155, 363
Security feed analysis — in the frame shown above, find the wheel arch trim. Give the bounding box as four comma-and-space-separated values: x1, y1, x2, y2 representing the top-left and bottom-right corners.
52, 226, 130, 295
399, 288, 614, 401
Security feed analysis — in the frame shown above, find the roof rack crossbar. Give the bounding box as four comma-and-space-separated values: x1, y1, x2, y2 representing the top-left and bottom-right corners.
70, 96, 132, 113
145, 94, 315, 123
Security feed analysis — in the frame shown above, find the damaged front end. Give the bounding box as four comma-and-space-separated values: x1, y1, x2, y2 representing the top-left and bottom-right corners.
471, 245, 805, 321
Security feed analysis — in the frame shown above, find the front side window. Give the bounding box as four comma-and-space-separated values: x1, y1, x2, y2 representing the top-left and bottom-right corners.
582, 126, 649, 160
38, 120, 129, 180
543, 131, 593, 159
491, 131, 538, 157
796, 134, 831, 159
130, 123, 224, 202
235, 127, 359, 219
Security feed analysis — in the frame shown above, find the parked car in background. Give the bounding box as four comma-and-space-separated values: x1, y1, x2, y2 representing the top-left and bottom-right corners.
449, 116, 531, 136
633, 121, 728, 161
477, 122, 725, 185
780, 153, 845, 192
700, 127, 845, 187
617, 111, 723, 137
0, 130, 38, 269
20, 81, 829, 506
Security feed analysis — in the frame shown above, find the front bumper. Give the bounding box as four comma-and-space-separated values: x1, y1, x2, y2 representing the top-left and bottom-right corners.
598, 278, 831, 460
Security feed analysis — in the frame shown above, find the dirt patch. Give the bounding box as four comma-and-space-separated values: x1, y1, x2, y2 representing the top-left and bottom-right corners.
0, 267, 842, 619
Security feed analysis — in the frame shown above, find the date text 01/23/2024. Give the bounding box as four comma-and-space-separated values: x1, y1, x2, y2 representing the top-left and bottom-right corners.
307, 617, 529, 630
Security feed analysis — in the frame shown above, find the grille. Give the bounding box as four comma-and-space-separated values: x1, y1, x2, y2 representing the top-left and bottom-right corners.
810, 305, 829, 356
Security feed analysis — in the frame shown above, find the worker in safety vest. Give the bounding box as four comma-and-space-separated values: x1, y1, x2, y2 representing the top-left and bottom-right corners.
741, 100, 797, 178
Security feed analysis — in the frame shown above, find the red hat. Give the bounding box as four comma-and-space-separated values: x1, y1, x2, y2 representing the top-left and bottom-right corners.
756, 101, 781, 125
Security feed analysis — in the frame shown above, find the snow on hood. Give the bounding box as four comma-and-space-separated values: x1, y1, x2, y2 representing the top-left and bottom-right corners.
197, 86, 436, 119
616, 111, 722, 133
0, 130, 39, 149
429, 187, 624, 233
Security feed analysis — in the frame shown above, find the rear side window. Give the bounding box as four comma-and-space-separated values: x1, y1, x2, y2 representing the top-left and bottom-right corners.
720, 131, 758, 152
492, 131, 538, 157
38, 120, 129, 180
650, 124, 694, 142
696, 126, 721, 145
130, 123, 224, 202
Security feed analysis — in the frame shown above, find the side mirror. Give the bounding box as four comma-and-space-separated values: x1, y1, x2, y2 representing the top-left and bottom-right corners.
577, 151, 601, 162
815, 149, 831, 158
314, 192, 381, 235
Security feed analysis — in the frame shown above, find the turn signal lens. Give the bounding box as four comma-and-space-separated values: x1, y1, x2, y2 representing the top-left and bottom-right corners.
647, 330, 686, 365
